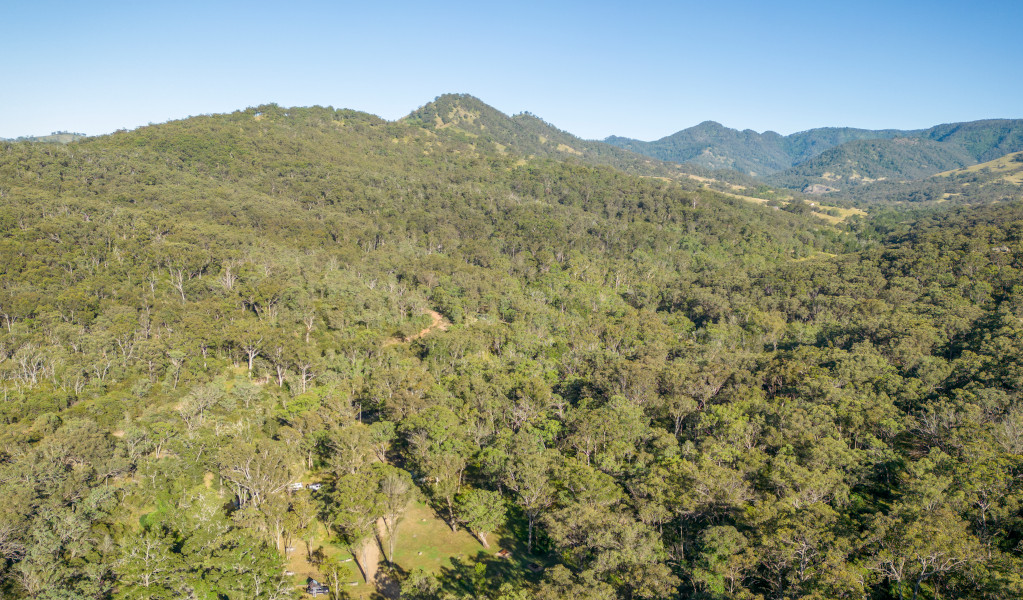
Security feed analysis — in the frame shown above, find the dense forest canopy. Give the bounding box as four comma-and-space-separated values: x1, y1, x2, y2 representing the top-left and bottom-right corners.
1, 98, 1022, 600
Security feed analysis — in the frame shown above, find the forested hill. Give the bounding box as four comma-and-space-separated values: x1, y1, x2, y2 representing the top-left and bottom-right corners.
921, 118, 1023, 162
405, 94, 671, 173
805, 151, 1023, 206
766, 119, 1023, 194
2, 100, 1023, 600
765, 137, 978, 189
605, 122, 913, 175
403, 95, 807, 200
606, 119, 1023, 189
405, 93, 716, 181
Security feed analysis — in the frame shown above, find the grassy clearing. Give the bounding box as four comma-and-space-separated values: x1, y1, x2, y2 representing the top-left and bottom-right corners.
726, 191, 771, 205
283, 520, 356, 590
935, 152, 1023, 184
411, 503, 554, 599
811, 205, 866, 224
281, 500, 549, 599
716, 189, 864, 225
389, 502, 486, 572
793, 252, 838, 262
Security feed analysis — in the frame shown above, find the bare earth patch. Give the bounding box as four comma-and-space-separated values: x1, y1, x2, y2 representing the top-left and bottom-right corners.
384, 310, 449, 347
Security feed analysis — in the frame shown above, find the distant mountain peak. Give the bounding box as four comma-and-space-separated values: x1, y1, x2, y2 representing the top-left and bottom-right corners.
693, 120, 725, 129
605, 118, 1023, 183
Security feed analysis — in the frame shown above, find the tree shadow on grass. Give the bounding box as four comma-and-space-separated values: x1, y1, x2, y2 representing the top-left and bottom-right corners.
434, 553, 496, 598
492, 503, 555, 569
368, 563, 408, 600
434, 548, 549, 598
428, 502, 556, 594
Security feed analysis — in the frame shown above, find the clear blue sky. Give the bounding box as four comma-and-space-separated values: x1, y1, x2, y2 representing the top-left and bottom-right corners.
2, 0, 1021, 140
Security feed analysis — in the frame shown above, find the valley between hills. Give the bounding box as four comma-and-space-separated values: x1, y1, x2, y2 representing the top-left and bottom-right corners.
1, 94, 1023, 600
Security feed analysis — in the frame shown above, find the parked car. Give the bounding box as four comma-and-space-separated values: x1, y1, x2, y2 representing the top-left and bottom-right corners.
307, 579, 329, 596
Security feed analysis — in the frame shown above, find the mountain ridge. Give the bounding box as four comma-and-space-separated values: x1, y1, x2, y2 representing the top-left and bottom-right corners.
401, 94, 812, 200
404, 93, 708, 180
606, 118, 1023, 195
605, 122, 929, 175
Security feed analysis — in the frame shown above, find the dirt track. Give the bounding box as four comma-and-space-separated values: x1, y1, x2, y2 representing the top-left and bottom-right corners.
385, 310, 449, 346
410, 310, 448, 340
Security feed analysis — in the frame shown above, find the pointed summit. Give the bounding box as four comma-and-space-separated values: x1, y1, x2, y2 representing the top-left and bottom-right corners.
405, 93, 578, 152
405, 93, 508, 131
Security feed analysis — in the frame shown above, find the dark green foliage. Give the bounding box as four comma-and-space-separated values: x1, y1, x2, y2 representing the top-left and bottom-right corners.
921, 118, 1023, 162
768, 137, 977, 189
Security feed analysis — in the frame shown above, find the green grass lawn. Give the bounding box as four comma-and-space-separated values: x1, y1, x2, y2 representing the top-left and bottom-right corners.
389, 502, 485, 570
394, 502, 554, 598
288, 500, 553, 599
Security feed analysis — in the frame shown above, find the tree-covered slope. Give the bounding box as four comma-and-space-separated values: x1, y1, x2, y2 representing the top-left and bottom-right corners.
1, 100, 1023, 600
921, 118, 1023, 162
605, 119, 1023, 194
605, 122, 912, 175
781, 126, 918, 163
406, 94, 805, 204
0, 102, 843, 598
405, 94, 708, 181
766, 136, 978, 189
766, 120, 1023, 193
606, 121, 793, 175
800, 151, 1023, 206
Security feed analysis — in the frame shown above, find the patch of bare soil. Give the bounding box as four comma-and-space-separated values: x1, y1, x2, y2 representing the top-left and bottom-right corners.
357, 535, 380, 584
371, 517, 402, 598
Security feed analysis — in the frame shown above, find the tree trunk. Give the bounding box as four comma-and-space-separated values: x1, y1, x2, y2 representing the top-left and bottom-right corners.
447, 497, 458, 532
527, 517, 535, 552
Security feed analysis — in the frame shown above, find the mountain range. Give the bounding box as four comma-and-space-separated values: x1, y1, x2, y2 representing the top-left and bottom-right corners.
606, 122, 914, 176
6, 95, 1022, 206
403, 93, 718, 182
605, 118, 1023, 195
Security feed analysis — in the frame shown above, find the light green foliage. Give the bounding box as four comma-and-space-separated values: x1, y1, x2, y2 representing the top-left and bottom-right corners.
455, 488, 506, 548
379, 465, 415, 563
